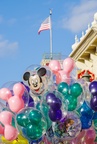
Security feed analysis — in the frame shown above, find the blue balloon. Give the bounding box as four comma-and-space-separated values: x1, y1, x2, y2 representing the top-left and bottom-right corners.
30, 137, 42, 144
80, 116, 92, 129
77, 101, 93, 119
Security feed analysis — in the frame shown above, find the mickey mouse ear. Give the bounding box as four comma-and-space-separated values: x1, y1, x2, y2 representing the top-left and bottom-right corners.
23, 72, 30, 81
37, 67, 46, 77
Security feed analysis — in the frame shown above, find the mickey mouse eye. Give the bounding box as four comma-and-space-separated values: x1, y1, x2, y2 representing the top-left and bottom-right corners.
36, 79, 38, 83
32, 80, 34, 85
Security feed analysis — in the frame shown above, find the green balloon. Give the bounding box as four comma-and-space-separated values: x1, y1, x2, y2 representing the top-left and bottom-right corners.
36, 103, 52, 129
94, 120, 97, 129
65, 94, 77, 111
16, 113, 29, 127
29, 110, 42, 124
58, 82, 69, 96
27, 124, 42, 140
68, 100, 77, 111
70, 83, 83, 98
38, 120, 47, 131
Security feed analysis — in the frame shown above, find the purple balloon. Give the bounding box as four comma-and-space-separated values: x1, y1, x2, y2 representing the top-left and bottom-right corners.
49, 109, 62, 122
28, 102, 34, 107
29, 96, 34, 103
21, 81, 30, 92
50, 97, 62, 110
90, 95, 97, 111
89, 81, 97, 96
46, 93, 56, 104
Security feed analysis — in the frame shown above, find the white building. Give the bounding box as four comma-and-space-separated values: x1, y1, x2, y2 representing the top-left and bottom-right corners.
69, 12, 97, 80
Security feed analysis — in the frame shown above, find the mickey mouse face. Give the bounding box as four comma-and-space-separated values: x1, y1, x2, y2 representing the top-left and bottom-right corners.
29, 75, 42, 91
23, 67, 47, 95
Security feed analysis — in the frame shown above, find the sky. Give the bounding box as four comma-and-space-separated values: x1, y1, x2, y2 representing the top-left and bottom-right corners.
0, 0, 97, 87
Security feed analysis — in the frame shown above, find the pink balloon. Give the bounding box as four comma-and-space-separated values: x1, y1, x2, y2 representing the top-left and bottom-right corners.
84, 127, 96, 144
0, 88, 12, 101
4, 125, 18, 141
63, 57, 75, 73
0, 83, 25, 113
49, 60, 61, 74
13, 83, 25, 97
73, 130, 86, 144
0, 124, 4, 134
0, 111, 12, 125
56, 70, 70, 84
8, 96, 24, 113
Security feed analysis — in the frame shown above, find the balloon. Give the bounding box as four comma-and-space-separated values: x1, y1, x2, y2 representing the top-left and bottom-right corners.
84, 127, 96, 144
4, 125, 18, 141
46, 93, 56, 104
28, 96, 34, 107
49, 60, 61, 74
70, 130, 86, 144
78, 101, 93, 119
58, 82, 69, 96
65, 94, 77, 111
0, 82, 29, 113
29, 110, 42, 124
80, 115, 92, 129
77, 101, 93, 129
13, 83, 25, 97
89, 81, 97, 96
1, 134, 29, 144
93, 112, 97, 120
8, 96, 24, 113
8, 83, 25, 113
23, 66, 53, 96
0, 124, 4, 135
56, 70, 70, 84
49, 109, 62, 122
36, 102, 52, 130
63, 57, 75, 73
16, 113, 30, 127
28, 102, 34, 107
0, 111, 18, 141
0, 111, 12, 125
46, 92, 62, 110
53, 112, 81, 141
0, 88, 12, 101
26, 124, 42, 139
93, 119, 97, 129
70, 83, 83, 98
90, 95, 97, 111
16, 107, 47, 141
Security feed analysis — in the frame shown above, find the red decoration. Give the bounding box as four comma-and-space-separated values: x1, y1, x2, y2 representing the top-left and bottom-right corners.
78, 70, 95, 82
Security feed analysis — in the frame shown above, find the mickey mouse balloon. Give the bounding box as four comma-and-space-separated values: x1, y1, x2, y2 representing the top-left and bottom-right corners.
23, 66, 53, 97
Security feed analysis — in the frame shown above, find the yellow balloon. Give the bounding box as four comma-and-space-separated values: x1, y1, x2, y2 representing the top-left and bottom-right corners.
1, 134, 29, 144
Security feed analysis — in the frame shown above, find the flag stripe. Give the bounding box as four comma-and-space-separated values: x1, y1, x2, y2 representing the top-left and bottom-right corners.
38, 16, 51, 34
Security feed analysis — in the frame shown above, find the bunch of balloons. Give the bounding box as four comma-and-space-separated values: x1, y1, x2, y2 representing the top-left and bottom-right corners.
58, 82, 83, 111
89, 81, 97, 111
49, 57, 75, 84
0, 57, 97, 144
16, 108, 47, 142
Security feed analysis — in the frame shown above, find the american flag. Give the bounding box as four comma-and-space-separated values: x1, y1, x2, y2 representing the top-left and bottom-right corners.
38, 16, 51, 34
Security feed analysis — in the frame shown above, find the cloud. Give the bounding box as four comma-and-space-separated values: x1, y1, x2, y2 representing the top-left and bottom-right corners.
62, 0, 97, 32
0, 35, 19, 57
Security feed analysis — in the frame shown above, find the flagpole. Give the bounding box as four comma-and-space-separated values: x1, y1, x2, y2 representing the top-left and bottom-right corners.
50, 9, 53, 59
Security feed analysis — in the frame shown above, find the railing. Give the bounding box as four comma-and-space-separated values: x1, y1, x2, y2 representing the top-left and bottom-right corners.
42, 53, 66, 60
